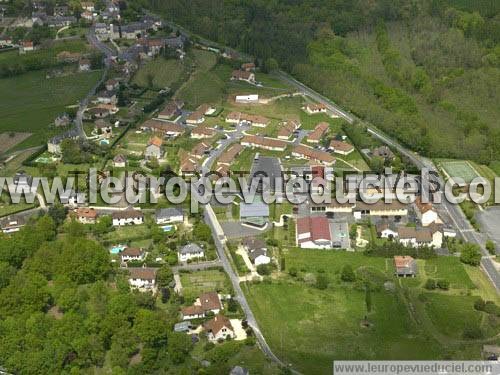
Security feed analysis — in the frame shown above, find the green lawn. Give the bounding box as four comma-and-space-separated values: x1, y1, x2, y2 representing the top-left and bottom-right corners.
423, 257, 476, 290
132, 57, 185, 89
179, 269, 230, 301
102, 225, 151, 244
244, 282, 442, 374
0, 69, 102, 150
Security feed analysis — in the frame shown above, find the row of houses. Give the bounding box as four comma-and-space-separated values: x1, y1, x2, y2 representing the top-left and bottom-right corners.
226, 111, 270, 127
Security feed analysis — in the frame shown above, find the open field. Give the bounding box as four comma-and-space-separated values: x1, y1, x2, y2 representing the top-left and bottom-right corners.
244, 249, 499, 373
0, 69, 102, 150
132, 57, 185, 89
179, 269, 231, 301
0, 132, 32, 154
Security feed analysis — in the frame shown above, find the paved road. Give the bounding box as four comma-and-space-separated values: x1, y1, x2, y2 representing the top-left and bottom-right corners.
277, 70, 500, 292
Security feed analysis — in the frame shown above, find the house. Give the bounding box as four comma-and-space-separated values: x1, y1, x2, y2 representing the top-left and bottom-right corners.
240, 199, 270, 228
181, 291, 223, 320
54, 113, 71, 127
54, 5, 69, 16
127, 267, 157, 290
306, 122, 329, 143
190, 141, 211, 159
158, 100, 184, 120
241, 135, 287, 152
243, 238, 270, 266
235, 94, 259, 103
112, 209, 144, 226
241, 62, 255, 71
78, 58, 91, 72
296, 216, 332, 249
394, 256, 417, 277
47, 128, 80, 154
76, 208, 98, 224
81, 1, 95, 11
86, 107, 111, 119
329, 140, 354, 155
19, 40, 34, 53
139, 119, 183, 137
0, 216, 26, 234
113, 154, 127, 168
120, 247, 145, 262
155, 207, 184, 224
292, 145, 335, 166
96, 90, 117, 105
81, 10, 95, 20
372, 146, 394, 161
95, 119, 113, 137
231, 70, 255, 83
191, 125, 216, 139
0, 37, 13, 47
226, 112, 270, 127
277, 119, 300, 140
376, 222, 398, 239
204, 315, 235, 342
218, 144, 243, 166
186, 111, 205, 125
304, 102, 327, 114
145, 136, 163, 159
46, 15, 76, 27
414, 196, 440, 226
353, 201, 408, 219
105, 79, 119, 91
178, 243, 205, 262
164, 35, 186, 49
397, 226, 442, 248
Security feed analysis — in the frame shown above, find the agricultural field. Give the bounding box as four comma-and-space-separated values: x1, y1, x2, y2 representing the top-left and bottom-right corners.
0, 132, 32, 154
244, 249, 500, 373
0, 69, 102, 150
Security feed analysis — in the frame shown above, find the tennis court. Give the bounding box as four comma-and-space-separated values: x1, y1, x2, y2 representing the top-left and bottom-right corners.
440, 160, 480, 183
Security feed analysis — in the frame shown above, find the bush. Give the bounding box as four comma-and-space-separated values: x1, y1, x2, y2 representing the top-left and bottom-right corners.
486, 240, 496, 255
424, 278, 436, 290
256, 264, 271, 276
483, 301, 500, 317
340, 264, 356, 282
474, 298, 486, 311
288, 267, 298, 277
436, 279, 449, 290
315, 274, 328, 290
203, 342, 215, 352
462, 326, 483, 340
460, 243, 481, 266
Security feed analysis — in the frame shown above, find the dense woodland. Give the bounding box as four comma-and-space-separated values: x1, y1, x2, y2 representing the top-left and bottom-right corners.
147, 0, 500, 167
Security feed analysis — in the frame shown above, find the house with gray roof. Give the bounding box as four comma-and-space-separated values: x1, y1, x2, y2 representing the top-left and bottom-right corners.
178, 243, 205, 262
155, 207, 184, 224
240, 198, 269, 228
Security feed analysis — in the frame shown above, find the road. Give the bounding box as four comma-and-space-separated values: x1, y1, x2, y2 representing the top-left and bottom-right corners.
197, 122, 299, 373
277, 70, 500, 292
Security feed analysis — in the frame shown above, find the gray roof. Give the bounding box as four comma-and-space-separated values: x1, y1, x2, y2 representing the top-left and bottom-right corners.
240, 200, 269, 218
248, 248, 267, 261
174, 321, 191, 332
179, 243, 204, 255
230, 367, 249, 375
155, 207, 183, 220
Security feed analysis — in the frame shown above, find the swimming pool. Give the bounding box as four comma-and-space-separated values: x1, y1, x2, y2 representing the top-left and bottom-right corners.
161, 225, 174, 232
110, 245, 127, 254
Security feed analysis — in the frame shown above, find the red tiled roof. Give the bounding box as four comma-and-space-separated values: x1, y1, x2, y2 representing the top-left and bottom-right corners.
199, 291, 221, 311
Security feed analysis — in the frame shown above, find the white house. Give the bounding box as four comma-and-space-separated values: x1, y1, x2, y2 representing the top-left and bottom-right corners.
112, 209, 144, 226
155, 207, 184, 224
376, 223, 398, 239
181, 291, 222, 320
296, 216, 332, 249
242, 238, 270, 266
178, 243, 205, 262
113, 154, 127, 168
120, 247, 145, 262
127, 268, 157, 291
235, 94, 259, 103
76, 207, 98, 224
204, 315, 235, 342
414, 197, 440, 226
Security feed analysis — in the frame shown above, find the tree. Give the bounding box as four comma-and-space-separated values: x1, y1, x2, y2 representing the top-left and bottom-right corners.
349, 224, 358, 240
315, 274, 328, 290
167, 332, 193, 364
134, 310, 169, 348
288, 267, 298, 277
256, 264, 270, 276
340, 264, 356, 282
460, 243, 481, 266
94, 215, 113, 236
227, 298, 238, 312
436, 279, 449, 290
486, 240, 496, 255
156, 265, 173, 288
424, 278, 436, 290
48, 204, 68, 226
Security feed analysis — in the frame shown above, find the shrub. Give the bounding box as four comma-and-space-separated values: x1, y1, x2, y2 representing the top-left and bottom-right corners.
341, 264, 356, 282
315, 274, 328, 290
288, 267, 298, 277
436, 279, 449, 290
462, 326, 483, 340
424, 278, 436, 290
256, 264, 271, 276
473, 298, 486, 311
486, 240, 496, 255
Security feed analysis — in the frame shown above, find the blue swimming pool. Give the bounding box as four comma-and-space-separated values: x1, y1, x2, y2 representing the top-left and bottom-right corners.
161, 225, 174, 232
110, 245, 126, 254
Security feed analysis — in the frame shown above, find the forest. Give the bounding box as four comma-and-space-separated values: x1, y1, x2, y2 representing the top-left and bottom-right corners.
146, 0, 500, 167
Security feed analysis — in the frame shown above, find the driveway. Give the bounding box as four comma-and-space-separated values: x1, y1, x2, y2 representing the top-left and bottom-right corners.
221, 221, 270, 239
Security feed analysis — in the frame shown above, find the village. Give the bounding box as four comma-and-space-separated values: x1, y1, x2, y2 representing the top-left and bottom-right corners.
0, 1, 499, 373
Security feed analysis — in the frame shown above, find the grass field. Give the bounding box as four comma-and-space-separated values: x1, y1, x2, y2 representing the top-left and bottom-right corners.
179, 269, 231, 301
0, 132, 32, 154
132, 57, 185, 89
0, 69, 102, 150
244, 249, 498, 373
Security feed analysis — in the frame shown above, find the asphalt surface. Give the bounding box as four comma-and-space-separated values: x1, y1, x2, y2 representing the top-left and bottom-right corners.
277, 70, 500, 292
